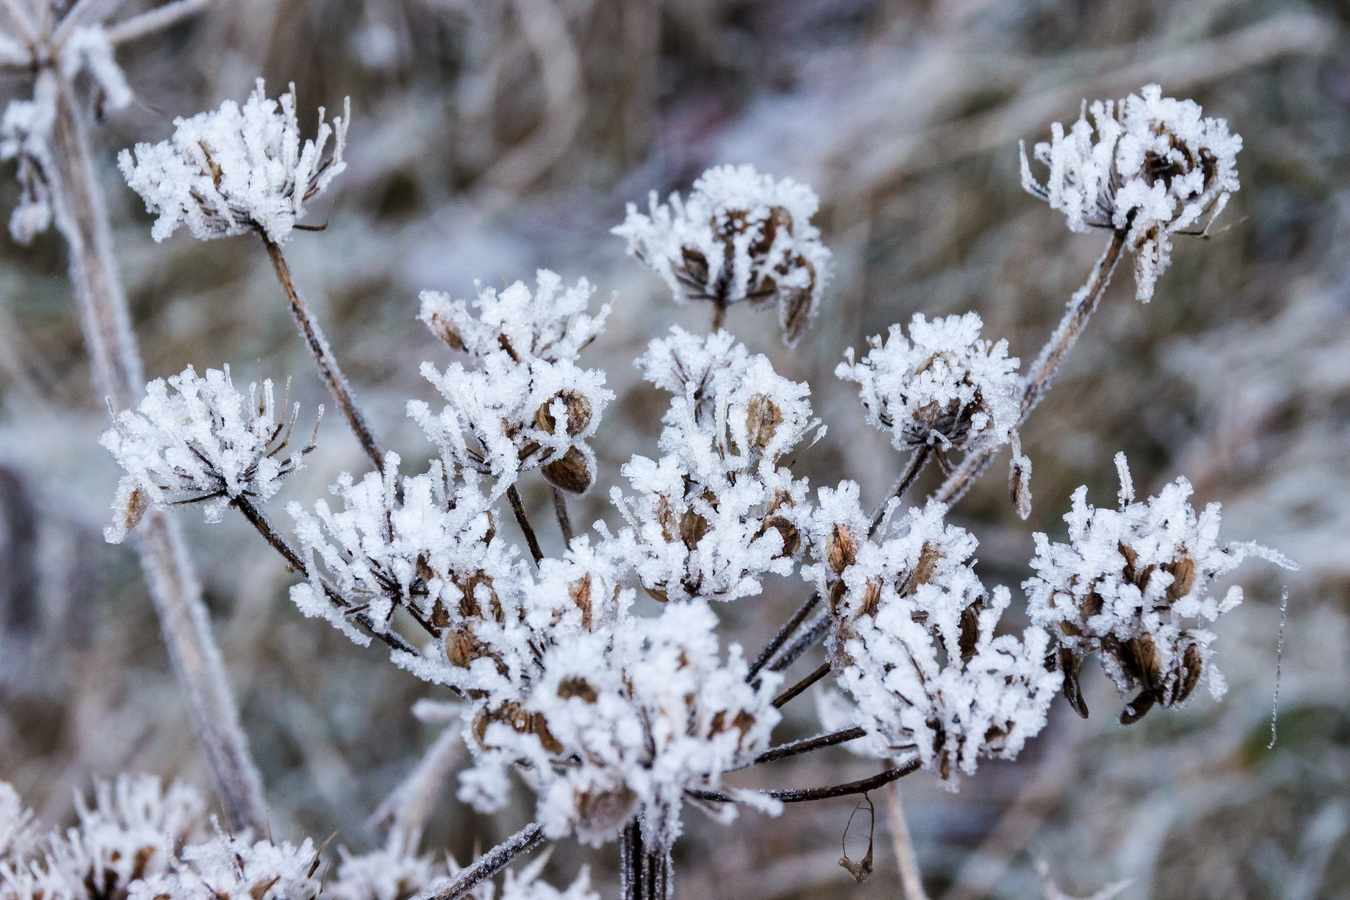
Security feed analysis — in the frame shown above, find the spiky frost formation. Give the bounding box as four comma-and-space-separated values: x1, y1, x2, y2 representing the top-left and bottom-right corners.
461, 601, 781, 850
803, 486, 1060, 781
119, 78, 349, 244
1024, 453, 1294, 723
609, 328, 819, 603
454, 853, 598, 900
837, 312, 1020, 454
129, 831, 323, 899
100, 365, 318, 542
0, 776, 207, 899
614, 164, 831, 345
420, 269, 611, 365
1020, 84, 1242, 301
0, 784, 35, 863
411, 272, 613, 496
326, 832, 438, 900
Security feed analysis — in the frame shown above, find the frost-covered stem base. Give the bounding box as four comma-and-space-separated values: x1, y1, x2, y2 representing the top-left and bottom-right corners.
421, 822, 544, 900
47, 70, 268, 835
551, 486, 575, 546
934, 231, 1126, 506
506, 484, 545, 565
620, 820, 672, 900
262, 236, 383, 471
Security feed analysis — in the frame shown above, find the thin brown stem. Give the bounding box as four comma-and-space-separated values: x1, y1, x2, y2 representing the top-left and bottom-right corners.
419, 822, 545, 900
744, 725, 868, 769
711, 298, 727, 332
933, 231, 1126, 507
262, 236, 383, 471
47, 69, 267, 834
772, 660, 831, 709
551, 486, 575, 547
870, 444, 931, 533
747, 592, 820, 681
688, 757, 922, 804
507, 484, 544, 566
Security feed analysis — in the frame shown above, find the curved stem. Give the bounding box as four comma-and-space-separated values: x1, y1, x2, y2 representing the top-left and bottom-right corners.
262, 236, 383, 471
688, 757, 921, 804
48, 70, 267, 834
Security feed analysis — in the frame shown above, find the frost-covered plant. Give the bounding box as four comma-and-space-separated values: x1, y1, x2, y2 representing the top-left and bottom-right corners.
0, 83, 55, 245
131, 831, 324, 900
1020, 84, 1242, 301
1024, 453, 1294, 723
608, 328, 818, 603
455, 853, 599, 900
412, 272, 613, 496
804, 486, 1060, 780
614, 164, 832, 345
119, 78, 349, 244
838, 312, 1021, 456
101, 365, 319, 542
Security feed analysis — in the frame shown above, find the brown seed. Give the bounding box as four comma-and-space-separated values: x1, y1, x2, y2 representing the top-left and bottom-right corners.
827, 524, 858, 574
644, 585, 670, 603
1059, 647, 1089, 719
534, 390, 593, 437
1119, 689, 1156, 725
542, 446, 593, 494
1133, 634, 1161, 692
859, 579, 882, 618
1176, 642, 1203, 705
121, 486, 149, 535
1165, 554, 1197, 603
424, 310, 466, 351
958, 599, 983, 661
744, 393, 783, 452
680, 508, 710, 550
557, 676, 598, 703
568, 575, 593, 630
760, 515, 800, 559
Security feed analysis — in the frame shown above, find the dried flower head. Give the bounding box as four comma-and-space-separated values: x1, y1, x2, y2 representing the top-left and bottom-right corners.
1023, 453, 1294, 723
805, 487, 1061, 780
119, 78, 349, 244
131, 830, 323, 899
101, 365, 319, 542
837, 312, 1021, 455
1020, 84, 1242, 301
614, 164, 832, 346
326, 831, 438, 900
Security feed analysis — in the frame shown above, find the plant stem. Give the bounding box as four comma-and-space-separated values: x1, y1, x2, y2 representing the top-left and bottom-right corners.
933, 231, 1126, 506
620, 819, 672, 900
262, 236, 383, 471
688, 757, 921, 804
711, 297, 727, 331
772, 660, 831, 709
744, 726, 867, 769
870, 444, 931, 532
47, 70, 267, 834
506, 485, 544, 565
419, 822, 544, 900
767, 611, 830, 674
551, 485, 575, 547
888, 784, 929, 900
746, 592, 820, 681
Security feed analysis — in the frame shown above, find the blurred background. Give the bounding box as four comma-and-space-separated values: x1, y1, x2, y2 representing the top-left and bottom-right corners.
2, 1, 1348, 897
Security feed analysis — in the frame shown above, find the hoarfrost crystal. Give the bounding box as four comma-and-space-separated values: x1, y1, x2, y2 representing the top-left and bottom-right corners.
119, 78, 349, 244
1020, 84, 1242, 301
614, 164, 831, 345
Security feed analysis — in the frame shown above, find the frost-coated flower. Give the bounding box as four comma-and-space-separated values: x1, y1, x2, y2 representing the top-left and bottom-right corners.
1023, 453, 1294, 723
130, 830, 323, 899
1020, 84, 1242, 301
838, 312, 1021, 455
101, 365, 319, 542
420, 269, 611, 366
119, 78, 349, 244
614, 164, 832, 346
461, 601, 781, 850
803, 485, 1060, 781
609, 329, 818, 603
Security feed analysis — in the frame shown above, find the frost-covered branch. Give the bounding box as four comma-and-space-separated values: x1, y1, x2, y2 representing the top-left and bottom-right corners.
417, 822, 545, 900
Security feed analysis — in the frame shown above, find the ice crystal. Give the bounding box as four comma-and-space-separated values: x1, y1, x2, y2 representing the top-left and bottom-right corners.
805, 486, 1060, 780
326, 832, 437, 900
101, 365, 318, 542
0, 79, 55, 245
609, 328, 817, 603
1020, 84, 1242, 301
1023, 453, 1294, 723
411, 275, 612, 497
837, 312, 1020, 455
119, 78, 349, 244
614, 164, 831, 345
130, 830, 323, 899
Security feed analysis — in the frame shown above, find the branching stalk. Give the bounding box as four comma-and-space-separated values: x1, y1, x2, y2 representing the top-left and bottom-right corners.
262, 236, 383, 471
47, 71, 267, 833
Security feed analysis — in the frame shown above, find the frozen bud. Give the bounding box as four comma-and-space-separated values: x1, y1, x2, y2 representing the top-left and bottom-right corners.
614, 165, 832, 346
542, 445, 595, 494
101, 365, 318, 541
119, 78, 349, 244
1020, 84, 1242, 301
535, 390, 594, 437
838, 312, 1020, 455
744, 393, 783, 453
1024, 452, 1294, 723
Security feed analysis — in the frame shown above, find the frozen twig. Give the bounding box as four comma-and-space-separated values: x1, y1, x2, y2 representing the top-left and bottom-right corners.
417, 822, 545, 900
687, 757, 922, 804
105, 0, 210, 45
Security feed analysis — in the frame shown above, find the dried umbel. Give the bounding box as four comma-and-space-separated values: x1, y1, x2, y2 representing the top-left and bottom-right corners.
1023, 454, 1295, 723
119, 78, 349, 244
1020, 83, 1242, 301
100, 365, 319, 542
614, 164, 832, 346
803, 487, 1060, 780
837, 312, 1020, 456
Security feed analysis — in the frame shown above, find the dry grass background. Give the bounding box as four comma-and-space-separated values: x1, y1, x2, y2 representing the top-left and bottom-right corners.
1, 1, 1348, 897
